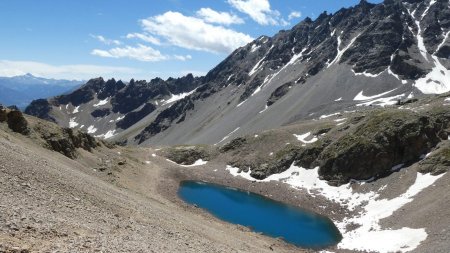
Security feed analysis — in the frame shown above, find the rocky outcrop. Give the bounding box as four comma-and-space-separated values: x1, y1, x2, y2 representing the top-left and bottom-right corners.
419, 144, 450, 175
24, 99, 56, 123
250, 141, 329, 180
267, 82, 293, 106
6, 110, 30, 135
0, 108, 6, 122
317, 110, 448, 185
226, 106, 450, 185
91, 108, 111, 118
1, 108, 102, 159
39, 127, 99, 159
220, 137, 247, 153
116, 103, 156, 130
164, 146, 209, 165
55, 78, 105, 107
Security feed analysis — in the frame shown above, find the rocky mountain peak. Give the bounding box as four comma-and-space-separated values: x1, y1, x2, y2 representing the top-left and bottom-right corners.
25, 0, 449, 146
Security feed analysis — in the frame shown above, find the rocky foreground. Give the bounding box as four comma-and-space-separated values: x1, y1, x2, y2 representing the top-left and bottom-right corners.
0, 109, 299, 252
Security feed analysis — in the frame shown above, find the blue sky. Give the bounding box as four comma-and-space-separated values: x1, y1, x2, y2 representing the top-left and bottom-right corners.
0, 0, 382, 81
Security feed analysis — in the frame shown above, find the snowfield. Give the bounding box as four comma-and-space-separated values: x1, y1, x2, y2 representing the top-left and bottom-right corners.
226, 164, 445, 253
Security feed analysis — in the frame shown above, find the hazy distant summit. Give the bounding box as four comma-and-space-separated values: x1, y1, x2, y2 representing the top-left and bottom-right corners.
0, 74, 83, 109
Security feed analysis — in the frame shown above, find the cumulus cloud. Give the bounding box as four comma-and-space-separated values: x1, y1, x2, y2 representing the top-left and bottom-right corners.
126, 33, 161, 45
0, 59, 140, 80
288, 11, 302, 20
196, 8, 244, 25
227, 0, 285, 26
91, 44, 168, 62
140, 11, 253, 54
90, 34, 122, 45
173, 55, 192, 61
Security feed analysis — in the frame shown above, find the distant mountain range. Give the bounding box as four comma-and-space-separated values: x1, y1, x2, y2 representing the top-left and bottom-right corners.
0, 74, 83, 109
26, 0, 449, 145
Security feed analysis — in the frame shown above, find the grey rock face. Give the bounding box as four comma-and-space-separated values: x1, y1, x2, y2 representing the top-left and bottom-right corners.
25, 99, 56, 123
24, 0, 450, 146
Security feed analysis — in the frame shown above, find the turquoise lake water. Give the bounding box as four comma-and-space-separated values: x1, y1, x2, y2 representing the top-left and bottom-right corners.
178, 181, 342, 249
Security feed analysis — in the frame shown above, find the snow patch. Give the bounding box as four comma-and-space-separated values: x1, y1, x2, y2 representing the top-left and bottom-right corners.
435, 31, 450, 54
266, 48, 307, 85
319, 112, 341, 119
166, 159, 208, 167
356, 94, 405, 107
93, 98, 109, 107
250, 44, 260, 53
334, 97, 342, 102
352, 69, 383, 78
414, 55, 450, 94
334, 118, 347, 123
87, 125, 98, 134
236, 100, 247, 107
354, 88, 397, 101
249, 45, 274, 76
72, 106, 80, 114
163, 90, 195, 105
328, 33, 361, 67
339, 172, 444, 253
214, 127, 240, 145
69, 118, 79, 128
406, 7, 429, 61
421, 0, 436, 20
95, 130, 116, 139
115, 116, 125, 122
259, 105, 269, 114
294, 132, 318, 144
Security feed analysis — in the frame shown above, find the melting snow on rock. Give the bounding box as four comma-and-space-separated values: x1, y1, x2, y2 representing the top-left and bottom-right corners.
226, 164, 445, 253
293, 132, 318, 144
93, 98, 109, 107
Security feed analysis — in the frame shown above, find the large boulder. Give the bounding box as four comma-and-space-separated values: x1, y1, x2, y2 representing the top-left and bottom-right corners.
0, 108, 6, 122
419, 145, 450, 176
7, 110, 30, 135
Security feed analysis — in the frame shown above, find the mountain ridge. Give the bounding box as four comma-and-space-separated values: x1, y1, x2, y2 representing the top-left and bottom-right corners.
0, 74, 83, 109
26, 0, 449, 146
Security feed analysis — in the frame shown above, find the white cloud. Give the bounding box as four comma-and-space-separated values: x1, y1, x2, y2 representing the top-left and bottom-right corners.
91, 44, 168, 62
196, 8, 244, 25
288, 11, 302, 20
141, 11, 253, 54
90, 34, 122, 45
0, 59, 140, 80
126, 33, 161, 45
173, 55, 192, 61
227, 0, 284, 26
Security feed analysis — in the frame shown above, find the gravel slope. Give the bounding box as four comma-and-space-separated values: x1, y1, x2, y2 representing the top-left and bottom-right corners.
0, 129, 303, 253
